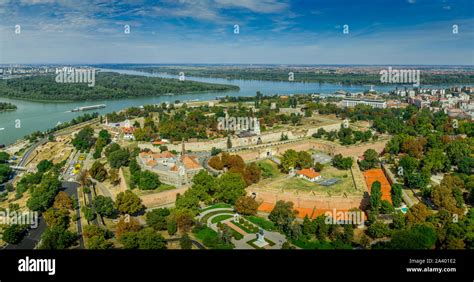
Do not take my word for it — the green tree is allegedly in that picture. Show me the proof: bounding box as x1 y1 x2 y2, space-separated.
380 200 394 214
90 161 108 182
332 154 353 170
392 211 406 230
108 149 130 168
268 200 297 234
366 221 391 239
82 206 96 222
120 228 167 250
458 157 474 174
86 235 113 250
446 139 471 166
146 208 171 231
390 223 437 249
0 151 10 163
423 148 451 173
281 149 298 172
296 151 313 169
37 159 53 173
26 173 61 212
215 172 246 204
370 181 382 211
136 170 161 190
98 129 111 143
359 149 379 171
180 233 193 249
72 127 95 151
398 155 419 175
39 226 78 249
0 164 12 183
43 208 70 229
235 196 259 215
391 183 403 208
175 191 200 213
93 195 116 218
167 218 177 235
431 175 464 215
136 228 167 249
115 190 144 215
2 224 27 244
104 143 121 157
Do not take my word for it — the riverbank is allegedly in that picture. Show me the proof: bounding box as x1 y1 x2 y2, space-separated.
0 67 468 146
0 102 17 112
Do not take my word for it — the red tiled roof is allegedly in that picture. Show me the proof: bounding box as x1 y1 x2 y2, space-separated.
181 155 201 170
153 151 175 159
122 127 135 134
296 168 320 179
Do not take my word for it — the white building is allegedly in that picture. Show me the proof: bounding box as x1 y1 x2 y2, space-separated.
296 168 321 182
341 98 387 109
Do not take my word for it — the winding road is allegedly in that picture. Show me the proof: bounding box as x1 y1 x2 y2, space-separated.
3 181 84 250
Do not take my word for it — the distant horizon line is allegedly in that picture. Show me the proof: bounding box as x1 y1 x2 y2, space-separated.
1 63 474 67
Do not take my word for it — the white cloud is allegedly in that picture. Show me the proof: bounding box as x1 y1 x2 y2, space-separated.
149 0 289 22
19 0 56 5
215 0 288 13
152 2 223 22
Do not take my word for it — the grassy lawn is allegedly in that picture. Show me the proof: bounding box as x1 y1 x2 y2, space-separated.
200 203 232 213
122 167 133 189
211 214 233 224
193 226 234 249
270 166 359 196
223 225 243 240
194 226 217 242
156 183 176 192
247 237 276 249
134 183 177 196
231 219 259 234
244 215 277 231
201 210 234 224
256 159 281 179
291 239 334 249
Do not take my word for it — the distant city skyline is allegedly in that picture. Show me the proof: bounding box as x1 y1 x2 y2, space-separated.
0 0 473 65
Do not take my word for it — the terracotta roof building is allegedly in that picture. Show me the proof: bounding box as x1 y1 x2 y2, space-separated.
296 168 321 182
137 149 203 187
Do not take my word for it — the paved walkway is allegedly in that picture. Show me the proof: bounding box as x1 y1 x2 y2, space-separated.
196 207 234 220
225 221 246 236
91 179 114 200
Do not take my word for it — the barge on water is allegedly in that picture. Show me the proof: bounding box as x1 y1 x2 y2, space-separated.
71 104 106 112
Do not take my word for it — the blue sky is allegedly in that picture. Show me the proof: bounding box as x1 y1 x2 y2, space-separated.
0 0 473 64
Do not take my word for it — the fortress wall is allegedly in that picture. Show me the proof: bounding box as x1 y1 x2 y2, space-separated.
249 189 365 211
137 122 343 153
334 140 388 157
140 187 188 208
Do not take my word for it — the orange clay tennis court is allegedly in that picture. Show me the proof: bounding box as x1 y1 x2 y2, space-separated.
257 202 366 220
363 168 392 204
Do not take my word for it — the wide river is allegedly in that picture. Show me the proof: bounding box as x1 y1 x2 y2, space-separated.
0 68 457 145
